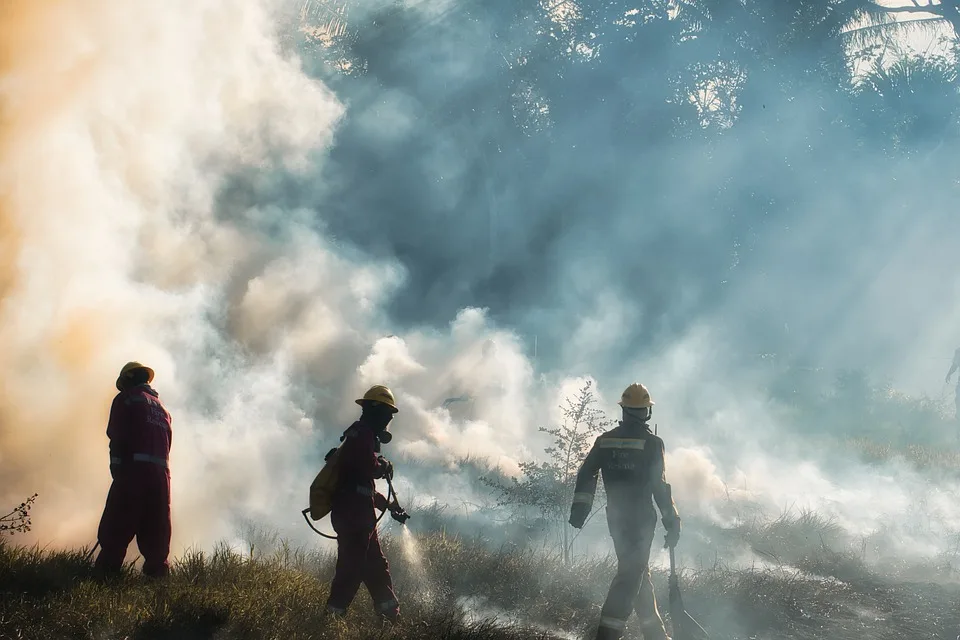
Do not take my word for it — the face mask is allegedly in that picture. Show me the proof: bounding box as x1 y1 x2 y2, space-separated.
623 406 651 423
378 429 393 444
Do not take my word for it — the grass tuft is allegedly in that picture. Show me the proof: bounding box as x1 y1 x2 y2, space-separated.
3 521 960 640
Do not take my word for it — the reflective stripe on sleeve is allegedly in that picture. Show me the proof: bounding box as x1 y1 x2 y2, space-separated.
572 492 595 506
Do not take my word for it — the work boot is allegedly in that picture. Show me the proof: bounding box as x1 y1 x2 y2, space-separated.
91 563 124 585
380 612 402 627
594 626 624 640
324 605 347 621
142 564 170 580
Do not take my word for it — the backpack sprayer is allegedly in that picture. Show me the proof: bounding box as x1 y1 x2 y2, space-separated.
302 446 409 540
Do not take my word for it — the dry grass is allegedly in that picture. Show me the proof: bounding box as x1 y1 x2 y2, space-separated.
845 437 960 474
3 522 960 640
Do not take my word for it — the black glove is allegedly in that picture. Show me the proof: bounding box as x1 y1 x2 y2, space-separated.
662 516 682 549
390 506 410 525
569 503 590 529
377 456 394 480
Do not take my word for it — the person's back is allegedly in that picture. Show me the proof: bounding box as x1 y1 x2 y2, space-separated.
569 383 680 640
331 419 383 533
109 383 172 471
590 423 666 517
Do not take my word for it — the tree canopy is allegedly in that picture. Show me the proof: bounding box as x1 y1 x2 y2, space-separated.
274 0 960 376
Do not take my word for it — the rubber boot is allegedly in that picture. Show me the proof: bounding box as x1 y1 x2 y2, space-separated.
595 625 624 640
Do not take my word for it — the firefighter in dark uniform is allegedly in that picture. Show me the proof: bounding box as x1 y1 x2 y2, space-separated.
569 383 681 640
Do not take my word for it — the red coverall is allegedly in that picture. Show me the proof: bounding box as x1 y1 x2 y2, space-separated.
325 421 400 620
94 383 173 577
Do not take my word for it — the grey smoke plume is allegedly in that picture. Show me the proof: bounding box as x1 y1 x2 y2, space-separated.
2 0 960 575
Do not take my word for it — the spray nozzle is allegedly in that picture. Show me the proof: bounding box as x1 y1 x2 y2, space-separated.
390 507 410 525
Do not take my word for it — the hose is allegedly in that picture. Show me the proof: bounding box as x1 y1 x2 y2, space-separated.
301 475 398 540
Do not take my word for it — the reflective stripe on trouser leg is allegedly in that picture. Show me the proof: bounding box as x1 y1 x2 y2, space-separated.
600 541 649 628
572 492 594 509
595 617 626 640
598 617 626 631
600 518 657 637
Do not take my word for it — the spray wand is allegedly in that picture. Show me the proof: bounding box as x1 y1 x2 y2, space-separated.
383 463 410 525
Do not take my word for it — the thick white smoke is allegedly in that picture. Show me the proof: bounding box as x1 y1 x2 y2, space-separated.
2 0 959 579
0 0 570 555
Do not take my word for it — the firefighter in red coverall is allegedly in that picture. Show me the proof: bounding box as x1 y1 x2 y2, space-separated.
569 383 682 640
325 384 406 622
94 361 173 578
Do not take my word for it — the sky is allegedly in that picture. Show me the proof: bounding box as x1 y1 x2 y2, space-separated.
3 0 960 574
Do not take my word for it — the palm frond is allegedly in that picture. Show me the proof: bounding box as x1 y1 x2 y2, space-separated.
842 15 947 50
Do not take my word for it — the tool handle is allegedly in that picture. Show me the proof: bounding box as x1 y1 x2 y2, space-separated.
669 545 676 576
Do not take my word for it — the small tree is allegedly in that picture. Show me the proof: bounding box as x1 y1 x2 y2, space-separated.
481 381 613 564
1 494 37 536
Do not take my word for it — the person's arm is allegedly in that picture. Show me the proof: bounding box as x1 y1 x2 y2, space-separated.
374 492 396 511
650 437 681 546
105 395 127 478
569 438 603 528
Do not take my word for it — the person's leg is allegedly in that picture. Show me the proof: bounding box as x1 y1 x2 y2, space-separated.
136 469 172 578
630 521 668 639
94 479 139 576
361 529 400 621
635 567 669 640
326 531 370 616
595 528 645 640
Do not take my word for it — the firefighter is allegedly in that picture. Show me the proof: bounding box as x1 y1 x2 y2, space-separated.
94 361 173 578
569 383 681 640
945 347 960 420
325 384 404 623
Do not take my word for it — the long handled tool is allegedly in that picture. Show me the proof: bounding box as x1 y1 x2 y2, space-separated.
668 545 709 640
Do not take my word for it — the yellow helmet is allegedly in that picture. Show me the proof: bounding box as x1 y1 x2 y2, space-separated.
356 384 399 413
116 361 155 391
618 382 654 409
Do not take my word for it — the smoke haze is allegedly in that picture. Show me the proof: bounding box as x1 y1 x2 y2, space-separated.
3 0 960 582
